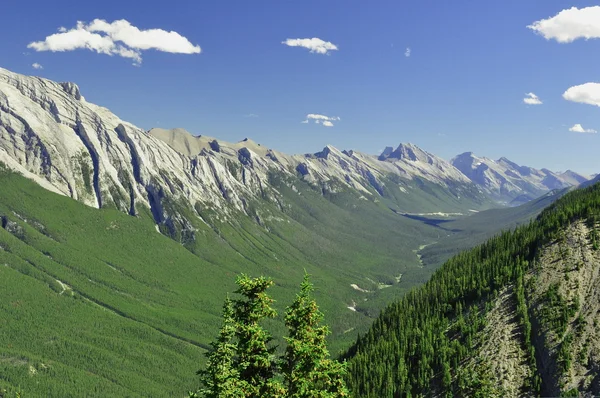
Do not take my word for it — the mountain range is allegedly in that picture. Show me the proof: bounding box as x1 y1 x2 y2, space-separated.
451 152 589 205
0 67 592 233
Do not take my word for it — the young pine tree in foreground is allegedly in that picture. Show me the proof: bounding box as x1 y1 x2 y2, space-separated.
233 275 284 397
192 274 348 398
282 274 349 398
195 297 245 397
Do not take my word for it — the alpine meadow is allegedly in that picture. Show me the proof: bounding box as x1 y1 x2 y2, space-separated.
1 1 599 397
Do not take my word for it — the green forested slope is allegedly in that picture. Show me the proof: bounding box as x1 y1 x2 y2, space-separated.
344 182 600 397
0 165 470 396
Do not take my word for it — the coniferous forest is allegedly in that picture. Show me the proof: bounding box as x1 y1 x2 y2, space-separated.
343 183 600 397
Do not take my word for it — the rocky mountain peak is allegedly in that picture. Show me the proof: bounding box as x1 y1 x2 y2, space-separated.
378 143 429 163
59 82 83 101
378 146 394 161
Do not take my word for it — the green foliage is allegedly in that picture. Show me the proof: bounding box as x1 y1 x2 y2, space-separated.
560 387 580 397
557 332 574 374
195 298 245 398
283 274 349 398
233 275 281 397
539 283 571 337
344 182 600 397
194 274 348 398
455 362 501 398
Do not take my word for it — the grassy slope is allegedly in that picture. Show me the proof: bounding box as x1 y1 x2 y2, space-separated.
0 168 444 396
0 165 546 396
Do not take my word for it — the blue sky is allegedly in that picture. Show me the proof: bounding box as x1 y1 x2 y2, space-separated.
2 0 599 174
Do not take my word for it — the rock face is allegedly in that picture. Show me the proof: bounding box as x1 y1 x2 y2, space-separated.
452 152 586 203
0 67 492 236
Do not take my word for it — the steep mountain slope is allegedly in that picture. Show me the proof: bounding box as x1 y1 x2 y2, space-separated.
452 152 584 204
344 181 600 397
582 174 600 189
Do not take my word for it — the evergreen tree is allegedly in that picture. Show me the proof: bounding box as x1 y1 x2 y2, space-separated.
282 273 349 397
194 274 349 397
232 275 283 397
193 297 245 398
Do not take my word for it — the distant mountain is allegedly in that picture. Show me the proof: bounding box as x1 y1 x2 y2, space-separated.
451 152 586 204
558 170 590 186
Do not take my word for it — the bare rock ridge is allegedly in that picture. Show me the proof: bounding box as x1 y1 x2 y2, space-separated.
0 67 591 240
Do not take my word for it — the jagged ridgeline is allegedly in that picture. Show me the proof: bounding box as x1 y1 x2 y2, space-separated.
343 181 600 397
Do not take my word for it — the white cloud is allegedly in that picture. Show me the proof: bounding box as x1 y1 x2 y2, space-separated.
307 114 340 121
569 124 597 133
563 82 600 107
244 113 259 118
405 47 411 57
28 19 201 65
528 6 600 43
32 63 43 70
523 92 543 105
282 38 338 54
302 113 340 127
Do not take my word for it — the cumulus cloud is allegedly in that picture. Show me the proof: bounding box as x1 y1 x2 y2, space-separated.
282 38 338 54
302 113 340 127
32 63 43 70
405 47 411 57
569 124 597 133
528 6 600 43
563 82 600 107
28 19 201 65
523 92 543 105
